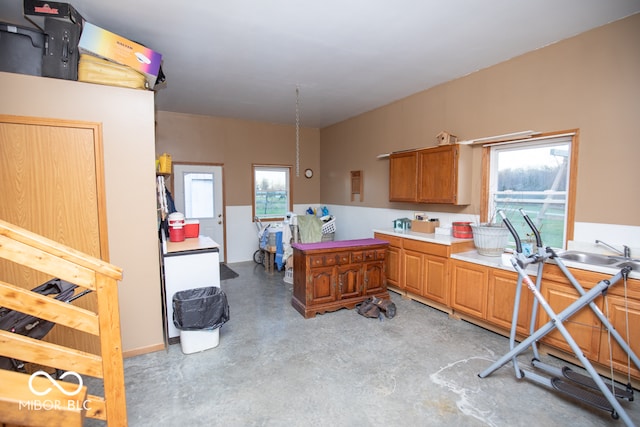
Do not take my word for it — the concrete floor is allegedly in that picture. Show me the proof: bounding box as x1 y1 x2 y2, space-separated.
98 261 640 426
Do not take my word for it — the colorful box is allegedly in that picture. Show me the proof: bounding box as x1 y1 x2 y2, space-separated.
78 22 162 89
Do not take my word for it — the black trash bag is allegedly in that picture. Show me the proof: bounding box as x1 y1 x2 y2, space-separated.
173 287 229 331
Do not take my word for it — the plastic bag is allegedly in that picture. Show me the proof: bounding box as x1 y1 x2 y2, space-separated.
173 287 229 331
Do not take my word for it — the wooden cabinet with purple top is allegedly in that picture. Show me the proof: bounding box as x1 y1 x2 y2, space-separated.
292 238 389 318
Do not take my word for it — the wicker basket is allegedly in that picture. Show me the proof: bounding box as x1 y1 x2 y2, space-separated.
470 224 510 257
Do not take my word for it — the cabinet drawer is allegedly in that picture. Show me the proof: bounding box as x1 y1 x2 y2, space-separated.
374 249 386 260
309 255 336 267
403 239 448 257
364 250 377 261
351 251 364 263
337 252 351 264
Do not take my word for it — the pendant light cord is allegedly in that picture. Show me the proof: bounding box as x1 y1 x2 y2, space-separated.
295 86 300 177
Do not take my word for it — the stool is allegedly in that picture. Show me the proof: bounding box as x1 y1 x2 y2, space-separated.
261 246 277 274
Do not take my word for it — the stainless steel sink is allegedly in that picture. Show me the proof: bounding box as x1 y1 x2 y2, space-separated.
616 260 640 271
557 251 619 265
557 250 639 272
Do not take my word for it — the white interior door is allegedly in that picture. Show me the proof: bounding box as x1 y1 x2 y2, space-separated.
173 164 225 262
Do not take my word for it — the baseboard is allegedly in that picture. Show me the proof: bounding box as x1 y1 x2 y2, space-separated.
123 342 165 358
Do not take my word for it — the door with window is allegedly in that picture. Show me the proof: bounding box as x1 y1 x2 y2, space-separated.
173 164 225 261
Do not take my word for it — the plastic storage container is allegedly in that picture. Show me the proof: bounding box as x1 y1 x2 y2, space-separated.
184 219 200 238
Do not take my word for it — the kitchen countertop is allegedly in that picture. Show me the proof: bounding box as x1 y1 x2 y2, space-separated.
452 250 640 280
374 228 639 279
163 235 220 255
373 228 473 246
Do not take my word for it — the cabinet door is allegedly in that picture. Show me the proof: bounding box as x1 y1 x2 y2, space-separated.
337 264 362 300
451 260 488 319
417 145 457 203
386 245 402 289
537 279 602 360
363 261 385 295
598 295 640 379
403 249 423 295
309 266 336 305
374 233 402 290
423 255 449 305
389 151 418 202
487 269 532 335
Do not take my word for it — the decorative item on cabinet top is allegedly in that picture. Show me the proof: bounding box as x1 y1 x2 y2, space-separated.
436 131 458 146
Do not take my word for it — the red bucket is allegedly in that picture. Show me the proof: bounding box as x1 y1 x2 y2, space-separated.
452 221 473 239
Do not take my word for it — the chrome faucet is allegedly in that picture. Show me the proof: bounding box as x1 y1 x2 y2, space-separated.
595 240 631 259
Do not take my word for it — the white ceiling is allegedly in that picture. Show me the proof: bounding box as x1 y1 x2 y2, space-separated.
2 1 639 128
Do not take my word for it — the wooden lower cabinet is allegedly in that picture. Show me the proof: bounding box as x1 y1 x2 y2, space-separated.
372 231 640 383
337 264 362 300
403 249 424 295
598 295 640 379
450 260 488 319
292 239 389 318
374 233 402 291
363 261 386 295
487 269 533 336
535 266 603 361
402 240 450 305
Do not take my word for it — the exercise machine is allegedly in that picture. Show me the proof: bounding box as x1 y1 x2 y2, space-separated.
478 209 639 426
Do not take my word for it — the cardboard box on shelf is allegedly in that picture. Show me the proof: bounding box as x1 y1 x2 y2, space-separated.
411 220 440 234
78 22 162 89
23 0 85 80
23 0 85 30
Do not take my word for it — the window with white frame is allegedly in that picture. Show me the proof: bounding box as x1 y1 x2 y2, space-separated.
253 164 292 220
487 134 576 249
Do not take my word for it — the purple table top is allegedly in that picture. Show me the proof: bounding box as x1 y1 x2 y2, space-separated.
292 238 388 251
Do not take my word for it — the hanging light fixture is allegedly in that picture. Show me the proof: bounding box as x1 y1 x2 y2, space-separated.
295 85 300 177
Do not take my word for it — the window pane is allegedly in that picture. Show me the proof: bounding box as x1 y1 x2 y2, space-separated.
490 139 571 248
254 167 290 219
184 173 214 218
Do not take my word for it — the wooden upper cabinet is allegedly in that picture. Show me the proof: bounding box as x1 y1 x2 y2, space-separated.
389 145 471 205
389 151 418 202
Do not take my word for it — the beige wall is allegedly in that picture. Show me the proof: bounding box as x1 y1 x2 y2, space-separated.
154 111 321 207
320 13 640 227
1 72 164 355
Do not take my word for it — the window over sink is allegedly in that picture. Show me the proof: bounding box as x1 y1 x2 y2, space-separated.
482 131 578 249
